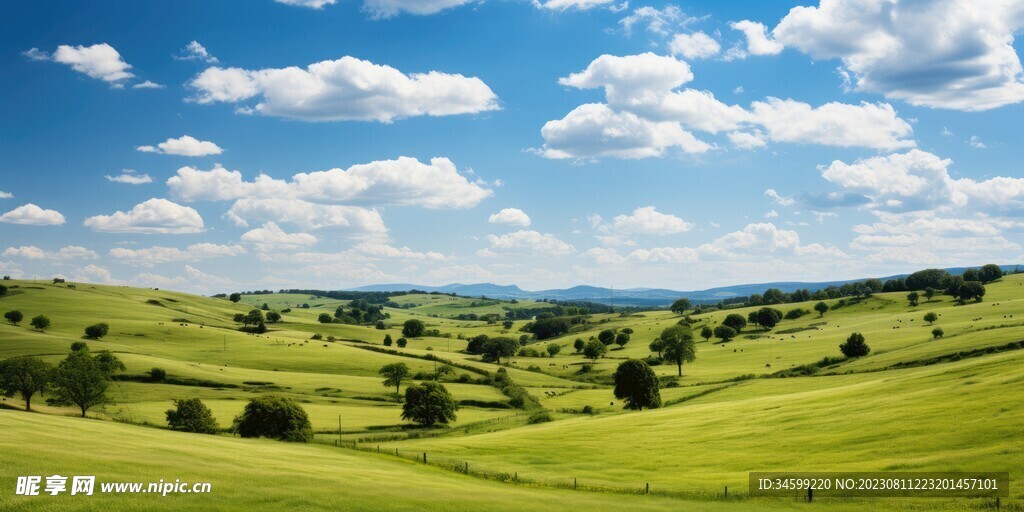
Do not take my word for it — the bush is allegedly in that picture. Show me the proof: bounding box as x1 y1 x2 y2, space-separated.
375 321 386 330
166 398 219 434
839 332 870 357
383 334 393 346
4 310 23 325
932 327 944 339
402 319 426 338
84 323 110 340
396 338 408 348
581 405 595 414
70 341 88 352
149 367 167 382
527 412 553 424
784 308 810 320
232 395 313 442
546 343 561 356
317 313 333 323
310 334 323 340
265 311 281 323
30 315 51 331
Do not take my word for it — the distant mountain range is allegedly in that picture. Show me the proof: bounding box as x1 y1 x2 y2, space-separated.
351 264 1022 307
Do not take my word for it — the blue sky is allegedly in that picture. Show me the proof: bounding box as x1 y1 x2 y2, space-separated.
1 0 1023 293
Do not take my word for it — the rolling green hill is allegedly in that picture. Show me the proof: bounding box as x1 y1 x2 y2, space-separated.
1 275 1022 510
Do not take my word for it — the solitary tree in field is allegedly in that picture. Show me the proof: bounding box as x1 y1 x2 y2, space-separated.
907 292 919 306
383 334 393 346
670 298 692 315
0 356 52 411
4 310 23 325
722 314 747 332
265 311 281 323
48 350 118 417
839 333 870 358
396 338 408 348
660 326 696 377
613 360 661 410
923 312 938 325
598 329 617 345
573 338 585 353
232 395 312 442
84 323 109 340
615 332 630 348
379 363 411 394
229 293 241 303
547 343 561 356
583 340 607 360
166 398 219 434
318 313 333 323
402 319 426 338
932 327 944 339
814 302 829 317
923 287 936 302
713 325 737 343
483 337 519 364
700 325 713 342
402 381 458 427
30 315 50 331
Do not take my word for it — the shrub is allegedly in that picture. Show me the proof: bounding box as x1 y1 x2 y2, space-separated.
396 338 408 348
265 311 281 323
527 412 553 424
70 341 88 352
581 405 595 414
310 334 323 340
932 327 944 339
166 398 219 434
4 310 24 325
546 343 561 356
784 308 810 320
232 395 313 442
839 332 870 357
30 315 51 331
317 313 333 323
383 334 393 346
149 367 167 382
84 323 110 340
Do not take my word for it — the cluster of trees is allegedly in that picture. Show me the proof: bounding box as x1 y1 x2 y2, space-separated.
0 344 124 416
465 335 519 363
165 394 315 441
234 309 269 333
4 310 50 331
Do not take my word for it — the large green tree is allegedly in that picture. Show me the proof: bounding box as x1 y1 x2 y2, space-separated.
670 298 692 315
379 363 411 394
0 356 52 411
660 326 696 377
840 333 870 357
613 360 661 410
49 350 121 417
402 319 426 338
401 381 458 427
722 313 747 332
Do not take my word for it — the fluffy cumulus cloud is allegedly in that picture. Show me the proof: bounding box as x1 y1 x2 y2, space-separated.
353 242 447 261
669 32 721 59
168 157 492 209
485 230 575 257
241 222 319 251
820 149 1024 213
535 0 615 10
768 0 1024 110
188 55 499 122
110 243 246 266
175 41 219 63
0 190 13 199
3 246 98 260
226 198 386 234
488 208 531 227
363 0 476 18
0 204 66 226
699 222 848 260
131 265 234 293
84 198 205 234
729 20 784 57
540 52 915 159
40 43 135 86
764 189 795 206
136 135 223 157
607 206 693 236
105 169 153 185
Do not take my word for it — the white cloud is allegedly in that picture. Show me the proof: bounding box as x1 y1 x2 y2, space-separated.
764 189 795 206
363 0 476 18
541 52 916 158
770 0 1024 111
538 103 711 159
49 43 134 85
176 41 219 63
765 210 779 218
3 246 98 260
628 246 700 263
136 135 223 157
608 206 693 235
618 6 699 36
0 191 13 199
699 222 848 259
353 242 447 261
84 198 205 234
669 32 721 59
536 0 615 11
582 247 627 264
750 98 914 151
188 55 499 122
486 230 575 257
0 204 66 226
729 20 783 57
226 198 387 234
968 135 987 149
168 157 492 208
275 0 337 8
23 48 50 61
105 169 153 185
131 265 234 292
488 208 532 227
132 81 164 89
240 222 319 251
728 130 767 149
110 243 245 266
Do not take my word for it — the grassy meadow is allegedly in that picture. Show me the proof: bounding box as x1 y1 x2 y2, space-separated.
1 275 1022 510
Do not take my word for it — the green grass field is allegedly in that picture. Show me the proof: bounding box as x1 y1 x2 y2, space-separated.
1 276 1022 510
